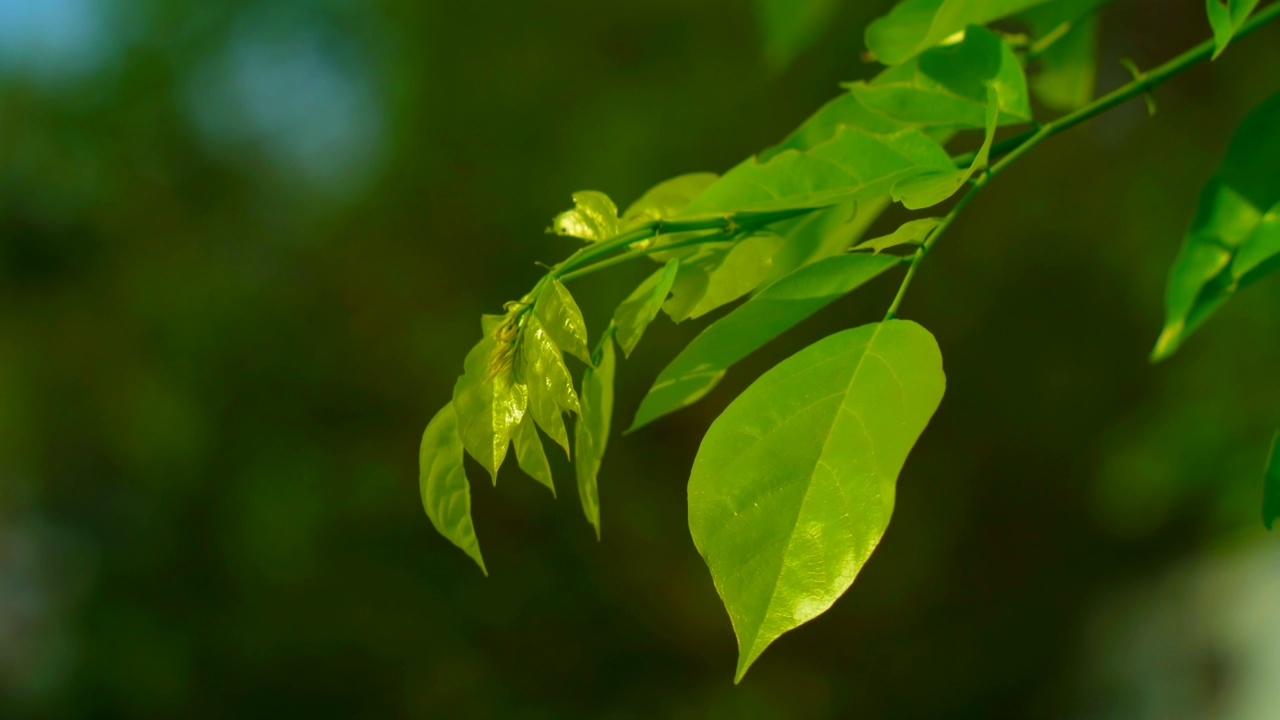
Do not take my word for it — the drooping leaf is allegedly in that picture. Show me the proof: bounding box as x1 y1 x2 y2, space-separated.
535 279 591 364
630 254 901 432
1023 0 1107 110
520 314 581 458
763 199 892 284
679 127 955 217
1207 0 1262 59
551 191 621 242
1264 431 1279 530
575 333 617 538
893 83 1000 209
512 413 555 496
689 320 946 681
614 258 680 357
853 217 944 253
1153 91 1280 360
420 403 487 574
754 0 844 72
622 173 719 225
866 0 1053 66
452 333 527 483
663 231 785 323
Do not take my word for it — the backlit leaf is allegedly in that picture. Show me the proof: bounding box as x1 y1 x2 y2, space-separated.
1207 0 1262 59
521 314 580 458
575 334 617 538
614 258 680 357
630 253 901 432
1023 0 1107 110
420 403 487 574
551 191 620 242
866 0 1052 66
663 231 785 322
689 320 945 681
453 334 527 483
893 83 999 209
512 413 556 496
754 0 843 72
535 279 591 364
622 173 719 225
1264 431 1279 530
853 217 944 253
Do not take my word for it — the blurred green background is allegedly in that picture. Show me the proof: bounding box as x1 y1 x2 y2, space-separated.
2 0 1279 717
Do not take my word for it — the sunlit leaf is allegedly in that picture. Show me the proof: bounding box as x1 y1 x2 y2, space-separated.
754 0 843 72
551 190 621 242
1153 91 1280 360
1264 431 1279 530
853 217 944 253
512 413 556 496
453 333 527 483
763 199 891 284
866 0 1052 66
893 84 999 209
765 94 909 162
575 334 617 538
1207 0 1262 59
630 254 901 432
420 403 487 574
1023 0 1107 110
663 231 785 322
535 279 591 364
521 314 581 458
622 173 719 225
614 258 680 357
689 320 945 681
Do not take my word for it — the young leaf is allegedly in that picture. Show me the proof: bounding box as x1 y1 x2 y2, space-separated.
763 199 891 284
452 334 528 483
1207 0 1262 59
521 314 581 458
622 173 719 225
512 414 556 496
575 334 617 538
613 258 680 357
630 253 901 432
1264 431 1279 531
865 0 1053 66
754 0 843 72
893 84 999 209
1023 0 1107 110
689 320 946 681
853 217 944 253
535 279 591 364
551 191 621 242
1153 91 1280 361
663 231 785 323
420 403 487 575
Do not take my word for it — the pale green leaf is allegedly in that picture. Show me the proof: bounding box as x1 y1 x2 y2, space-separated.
420 403 487 574
663 231 785 323
452 334 527 483
551 191 620 242
622 173 719 225
689 320 945 681
754 0 843 72
866 0 1053 65
575 334 617 538
1023 0 1107 110
630 254 901 432
614 258 680 357
853 217 944 253
1264 431 1279 531
1153 91 1280 360
765 94 908 162
893 84 999 209
520 314 580 458
763 199 892 284
535 279 591 364
512 413 555 496
1207 0 1262 59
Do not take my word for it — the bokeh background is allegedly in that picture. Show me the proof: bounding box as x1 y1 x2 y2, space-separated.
2 0 1279 717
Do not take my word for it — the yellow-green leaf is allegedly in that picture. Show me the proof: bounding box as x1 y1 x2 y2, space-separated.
622 173 719 225
575 334 616 538
853 217 944 253
663 231 785 323
613 258 680 357
551 190 620 242
535 279 591 364
520 314 580 458
1207 0 1261 59
452 335 527 483
893 83 999 209
512 413 555 496
866 0 1053 65
420 403 487 575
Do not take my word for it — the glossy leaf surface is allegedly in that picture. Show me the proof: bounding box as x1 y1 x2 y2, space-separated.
1024 0 1107 110
1153 91 1280 360
754 0 843 72
575 335 616 538
420 403 487 574
1207 0 1261 59
1265 431 1279 530
689 320 945 681
865 0 1052 65
853 217 943 253
614 259 680 357
452 335 527 482
552 191 620 242
631 254 901 432
521 314 580 458
535 279 591 364
663 231 785 323
512 414 555 496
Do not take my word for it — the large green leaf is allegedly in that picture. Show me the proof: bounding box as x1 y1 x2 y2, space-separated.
512 413 556 496
754 0 843 72
1264 431 1279 531
866 0 1052 65
679 127 954 217
452 332 527 483
1207 0 1262 59
893 84 999 209
575 334 617 538
551 191 620 243
763 199 892 284
1023 0 1107 110
631 254 901 432
614 258 680 357
1153 91 1280 361
420 403 487 574
663 231 785 323
622 173 719 226
520 314 581 458
689 320 945 681
535 279 591 364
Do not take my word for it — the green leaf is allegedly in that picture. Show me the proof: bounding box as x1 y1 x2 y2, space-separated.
866 0 1052 66
614 258 680 357
512 413 556 496
452 333 527 483
853 217 944 253
630 254 902 432
575 334 617 538
622 173 719 225
765 93 909 162
1264 431 1279 531
680 127 955 217
763 199 892 284
893 83 999 209
420 403 488 575
754 0 843 72
1023 0 1107 110
551 191 621 242
1207 0 1261 59
663 231 785 323
1153 91 1280 361
848 26 1031 128
535 279 591 364
520 314 581 458
689 320 945 681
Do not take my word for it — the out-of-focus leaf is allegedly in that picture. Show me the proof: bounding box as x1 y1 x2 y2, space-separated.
866 0 1052 66
1207 0 1262 59
575 334 616 538
689 320 945 681
754 0 843 72
512 413 555 496
1023 0 1107 110
630 253 901 432
453 333 527 483
551 191 620 242
535 279 591 364
893 84 999 209
614 258 680 357
763 199 891 284
680 127 954 217
663 231 785 322
1264 431 1279 530
420 403 487 574
622 173 719 225
853 217 944 253
520 314 580 458
1153 91 1280 360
